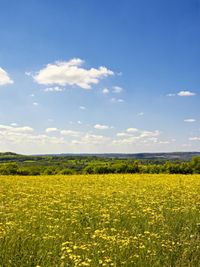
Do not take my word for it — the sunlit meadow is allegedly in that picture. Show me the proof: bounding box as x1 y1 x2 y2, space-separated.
1 174 200 266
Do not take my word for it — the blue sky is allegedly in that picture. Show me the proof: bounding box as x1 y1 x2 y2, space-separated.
0 0 200 154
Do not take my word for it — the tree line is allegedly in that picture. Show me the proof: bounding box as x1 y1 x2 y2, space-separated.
0 156 200 175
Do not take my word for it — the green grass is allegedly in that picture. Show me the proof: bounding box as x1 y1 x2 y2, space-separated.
0 174 200 266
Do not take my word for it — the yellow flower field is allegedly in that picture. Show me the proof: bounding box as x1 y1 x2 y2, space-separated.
0 174 200 266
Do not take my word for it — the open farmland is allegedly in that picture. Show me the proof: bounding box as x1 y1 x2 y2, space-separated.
1 174 200 267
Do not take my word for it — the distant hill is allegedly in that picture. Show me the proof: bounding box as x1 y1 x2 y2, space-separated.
48 151 200 161
1 151 200 163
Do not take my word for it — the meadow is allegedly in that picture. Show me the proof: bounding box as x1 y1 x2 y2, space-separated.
0 174 200 267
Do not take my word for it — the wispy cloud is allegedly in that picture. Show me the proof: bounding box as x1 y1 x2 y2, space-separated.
114 129 161 145
126 128 139 133
0 123 175 153
44 86 65 92
167 90 196 97
94 124 110 130
45 128 59 133
166 93 176 97
112 86 123 93
184 119 196 122
79 106 86 110
72 133 110 145
189 137 200 141
10 123 18 127
0 124 34 133
116 132 132 137
33 58 114 89
111 97 125 103
102 88 109 94
60 130 81 137
33 102 39 106
0 67 13 86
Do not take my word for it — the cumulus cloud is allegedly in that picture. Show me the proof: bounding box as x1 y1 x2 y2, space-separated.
0 124 33 133
167 91 196 97
33 58 114 89
45 128 58 133
140 130 160 138
94 124 110 130
126 128 139 133
189 137 200 141
102 88 109 94
112 86 123 93
45 127 81 137
0 123 178 153
10 123 18 126
0 124 77 153
60 130 81 137
44 86 65 92
111 97 125 103
184 119 196 123
72 133 110 145
177 91 196 97
114 128 160 145
116 132 131 137
0 67 13 86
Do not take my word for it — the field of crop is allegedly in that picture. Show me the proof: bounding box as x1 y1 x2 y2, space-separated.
0 174 200 267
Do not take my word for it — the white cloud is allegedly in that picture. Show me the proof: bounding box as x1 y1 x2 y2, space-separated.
94 124 110 130
158 141 170 144
116 132 131 137
112 86 123 93
33 102 39 106
177 91 196 97
79 106 86 110
167 91 196 97
102 88 109 94
0 67 13 86
114 129 160 146
184 119 196 122
60 130 81 137
0 123 187 153
166 93 176 97
45 128 58 133
72 133 110 145
0 124 34 133
140 130 160 138
0 130 66 149
44 86 65 92
33 58 114 89
137 112 144 116
111 97 125 103
25 71 32 76
189 137 200 141
126 128 139 133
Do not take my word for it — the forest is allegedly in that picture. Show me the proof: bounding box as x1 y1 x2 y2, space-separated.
0 152 200 175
